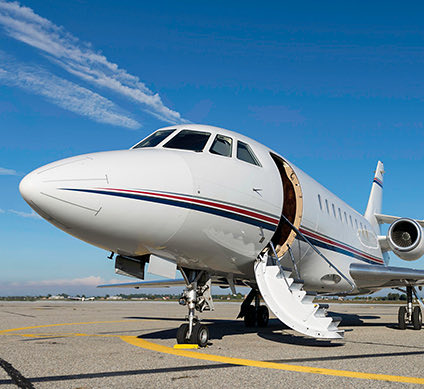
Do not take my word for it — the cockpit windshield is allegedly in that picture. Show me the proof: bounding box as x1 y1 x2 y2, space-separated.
133 129 175 149
210 134 232 157
237 141 261 166
163 130 211 152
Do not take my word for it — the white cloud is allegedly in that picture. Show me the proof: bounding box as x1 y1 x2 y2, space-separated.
0 166 17 175
0 1 184 124
0 208 4 213
9 209 41 219
0 56 140 129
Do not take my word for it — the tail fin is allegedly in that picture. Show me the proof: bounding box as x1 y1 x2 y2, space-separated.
364 161 384 232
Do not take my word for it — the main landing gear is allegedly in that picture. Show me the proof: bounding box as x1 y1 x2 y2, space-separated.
176 269 214 347
398 286 422 330
237 289 269 327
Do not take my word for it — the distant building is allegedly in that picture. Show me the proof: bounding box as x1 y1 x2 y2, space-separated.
48 295 65 300
106 295 123 300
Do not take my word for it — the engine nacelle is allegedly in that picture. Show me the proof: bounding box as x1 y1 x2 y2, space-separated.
388 218 424 261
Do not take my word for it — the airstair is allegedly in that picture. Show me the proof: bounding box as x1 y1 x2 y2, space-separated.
254 251 343 339
254 215 351 339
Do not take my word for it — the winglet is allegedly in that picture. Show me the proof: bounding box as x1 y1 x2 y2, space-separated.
364 161 384 232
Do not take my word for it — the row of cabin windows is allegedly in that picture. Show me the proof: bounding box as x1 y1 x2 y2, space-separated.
317 194 370 238
134 129 261 166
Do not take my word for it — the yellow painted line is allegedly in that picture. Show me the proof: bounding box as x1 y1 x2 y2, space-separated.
173 344 199 349
1 321 424 384
121 336 424 385
7 333 122 339
0 319 138 334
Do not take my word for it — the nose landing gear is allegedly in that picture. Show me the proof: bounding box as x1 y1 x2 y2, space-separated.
176 322 209 348
176 269 213 347
398 286 423 330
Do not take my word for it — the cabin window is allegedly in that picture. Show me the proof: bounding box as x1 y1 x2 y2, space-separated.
210 134 233 157
133 129 175 149
355 219 358 229
332 203 336 218
318 194 322 210
360 222 363 234
237 141 261 166
163 130 211 152
344 211 348 224
338 208 343 222
349 215 353 228
325 199 329 214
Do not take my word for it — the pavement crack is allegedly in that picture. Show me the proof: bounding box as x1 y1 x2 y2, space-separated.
0 357 35 389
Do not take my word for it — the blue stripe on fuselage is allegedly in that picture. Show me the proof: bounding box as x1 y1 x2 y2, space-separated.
296 234 384 265
62 188 277 231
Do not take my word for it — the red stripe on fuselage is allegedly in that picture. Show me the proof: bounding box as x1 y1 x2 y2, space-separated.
97 188 280 225
300 228 384 264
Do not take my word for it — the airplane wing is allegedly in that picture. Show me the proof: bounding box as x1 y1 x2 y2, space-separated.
98 277 249 289
375 213 424 227
350 263 424 289
98 279 187 288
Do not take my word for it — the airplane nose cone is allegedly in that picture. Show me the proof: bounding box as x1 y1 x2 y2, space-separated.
19 170 39 204
18 155 103 222
17 150 193 257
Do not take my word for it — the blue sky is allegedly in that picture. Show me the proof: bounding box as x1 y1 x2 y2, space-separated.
1 0 423 296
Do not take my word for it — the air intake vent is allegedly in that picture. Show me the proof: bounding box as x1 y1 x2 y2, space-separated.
391 221 418 248
388 218 424 261
392 231 412 247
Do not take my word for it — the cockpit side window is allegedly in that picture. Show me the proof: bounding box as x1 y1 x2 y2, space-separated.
209 134 233 157
133 129 175 149
163 130 211 152
237 141 261 166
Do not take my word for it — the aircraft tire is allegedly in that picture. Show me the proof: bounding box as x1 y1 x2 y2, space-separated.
412 306 422 330
398 306 407 330
176 323 190 343
192 323 209 347
244 305 256 327
256 305 269 327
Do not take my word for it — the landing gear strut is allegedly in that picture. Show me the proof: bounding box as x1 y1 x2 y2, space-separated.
238 289 269 328
398 286 422 330
176 269 213 347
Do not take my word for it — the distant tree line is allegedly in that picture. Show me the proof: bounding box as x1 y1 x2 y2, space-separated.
0 292 414 301
353 293 407 301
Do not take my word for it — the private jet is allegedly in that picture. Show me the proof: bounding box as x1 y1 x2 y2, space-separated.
19 124 424 347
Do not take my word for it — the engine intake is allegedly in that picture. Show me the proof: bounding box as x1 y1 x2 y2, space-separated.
388 218 424 261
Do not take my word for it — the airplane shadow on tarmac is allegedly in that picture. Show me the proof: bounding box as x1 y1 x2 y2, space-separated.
328 311 401 330
125 311 393 347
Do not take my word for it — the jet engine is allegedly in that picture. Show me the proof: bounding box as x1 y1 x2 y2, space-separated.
388 218 424 261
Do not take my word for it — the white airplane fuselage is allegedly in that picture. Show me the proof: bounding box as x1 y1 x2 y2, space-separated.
19 125 384 294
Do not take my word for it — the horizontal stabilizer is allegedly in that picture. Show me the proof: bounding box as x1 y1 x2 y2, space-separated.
375 213 424 228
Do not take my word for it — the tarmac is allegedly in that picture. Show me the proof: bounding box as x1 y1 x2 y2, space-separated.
0 301 423 388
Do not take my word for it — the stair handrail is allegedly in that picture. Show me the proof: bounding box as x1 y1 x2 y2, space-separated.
287 244 301 279
268 241 292 291
280 214 355 292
